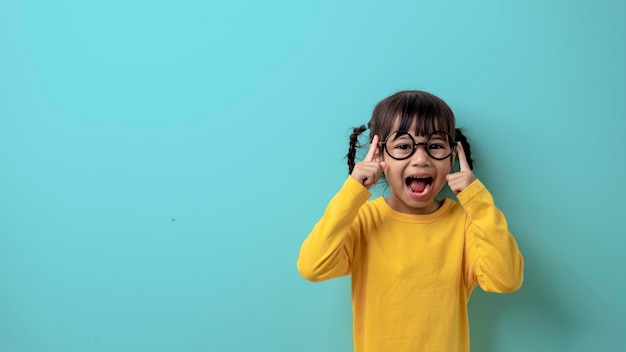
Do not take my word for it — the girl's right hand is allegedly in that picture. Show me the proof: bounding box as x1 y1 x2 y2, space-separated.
350 135 386 190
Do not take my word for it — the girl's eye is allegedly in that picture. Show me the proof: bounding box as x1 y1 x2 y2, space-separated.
429 143 444 150
395 143 412 150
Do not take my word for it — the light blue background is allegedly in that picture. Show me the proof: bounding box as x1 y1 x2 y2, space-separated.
1 0 624 351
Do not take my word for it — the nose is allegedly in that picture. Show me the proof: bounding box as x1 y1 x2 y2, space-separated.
410 143 430 166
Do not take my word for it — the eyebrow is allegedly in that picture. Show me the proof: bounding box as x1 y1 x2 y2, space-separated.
392 133 412 140
393 131 439 140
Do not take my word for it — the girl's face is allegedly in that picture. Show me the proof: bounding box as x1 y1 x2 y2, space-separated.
381 119 455 215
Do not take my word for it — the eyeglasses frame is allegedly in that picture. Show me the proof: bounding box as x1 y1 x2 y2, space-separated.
378 130 456 161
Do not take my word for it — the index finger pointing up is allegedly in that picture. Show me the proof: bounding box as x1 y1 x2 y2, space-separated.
364 135 380 161
456 141 471 171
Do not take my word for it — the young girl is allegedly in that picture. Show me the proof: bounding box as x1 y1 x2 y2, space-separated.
297 90 524 352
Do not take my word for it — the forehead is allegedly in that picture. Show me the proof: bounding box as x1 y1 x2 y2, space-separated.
390 115 442 136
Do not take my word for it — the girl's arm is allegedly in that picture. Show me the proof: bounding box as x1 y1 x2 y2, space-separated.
298 137 383 282
297 177 370 282
448 142 523 293
459 179 524 293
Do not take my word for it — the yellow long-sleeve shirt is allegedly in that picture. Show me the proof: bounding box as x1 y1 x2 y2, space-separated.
297 177 523 352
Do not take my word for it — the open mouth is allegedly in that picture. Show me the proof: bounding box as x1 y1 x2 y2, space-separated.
406 176 433 194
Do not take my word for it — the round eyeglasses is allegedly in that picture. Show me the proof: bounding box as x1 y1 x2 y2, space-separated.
379 130 455 161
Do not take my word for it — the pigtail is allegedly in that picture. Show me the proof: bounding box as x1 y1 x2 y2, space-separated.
347 125 367 174
455 128 474 170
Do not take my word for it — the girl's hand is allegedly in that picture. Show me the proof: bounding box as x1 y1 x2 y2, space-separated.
446 142 476 194
350 135 386 190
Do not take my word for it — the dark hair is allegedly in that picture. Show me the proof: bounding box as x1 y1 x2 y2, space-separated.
347 90 473 174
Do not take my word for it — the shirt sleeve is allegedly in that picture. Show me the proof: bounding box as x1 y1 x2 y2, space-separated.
297 177 371 282
458 179 524 293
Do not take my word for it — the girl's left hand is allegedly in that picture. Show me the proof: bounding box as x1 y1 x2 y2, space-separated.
446 142 476 194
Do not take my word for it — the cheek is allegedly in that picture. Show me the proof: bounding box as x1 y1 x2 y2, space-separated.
381 163 402 182
437 163 453 179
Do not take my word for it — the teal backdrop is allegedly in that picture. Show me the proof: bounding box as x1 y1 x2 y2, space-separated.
1 0 624 351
